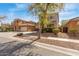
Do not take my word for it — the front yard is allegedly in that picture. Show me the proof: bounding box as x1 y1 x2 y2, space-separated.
16 32 79 51
19 32 79 40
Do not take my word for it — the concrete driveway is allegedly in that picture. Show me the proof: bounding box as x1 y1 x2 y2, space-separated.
0 32 68 56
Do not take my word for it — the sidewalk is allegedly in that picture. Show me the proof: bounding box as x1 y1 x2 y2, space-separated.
57 32 69 38
47 37 79 44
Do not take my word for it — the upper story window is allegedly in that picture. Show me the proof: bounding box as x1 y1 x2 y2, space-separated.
50 16 53 19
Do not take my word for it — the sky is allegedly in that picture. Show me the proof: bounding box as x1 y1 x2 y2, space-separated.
59 3 79 22
0 3 38 24
0 3 79 24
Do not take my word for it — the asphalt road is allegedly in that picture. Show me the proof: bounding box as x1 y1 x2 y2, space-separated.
0 32 68 56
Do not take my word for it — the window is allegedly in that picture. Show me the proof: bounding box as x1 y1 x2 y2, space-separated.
50 16 53 19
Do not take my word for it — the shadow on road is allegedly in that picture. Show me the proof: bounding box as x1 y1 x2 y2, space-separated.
0 40 40 56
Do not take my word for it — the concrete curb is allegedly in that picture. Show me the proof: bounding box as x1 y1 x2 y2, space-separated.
47 37 79 44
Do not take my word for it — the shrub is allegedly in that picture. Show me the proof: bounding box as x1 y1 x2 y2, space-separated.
42 28 46 33
53 28 60 35
69 28 77 36
42 28 52 33
16 33 23 36
6 28 14 32
46 28 52 32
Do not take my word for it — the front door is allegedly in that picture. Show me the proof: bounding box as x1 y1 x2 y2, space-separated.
63 27 68 33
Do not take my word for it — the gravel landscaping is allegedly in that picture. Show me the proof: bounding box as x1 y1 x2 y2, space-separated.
17 34 79 51
21 32 79 40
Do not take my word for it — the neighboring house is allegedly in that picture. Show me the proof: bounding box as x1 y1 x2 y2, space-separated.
11 13 59 32
11 19 36 32
63 17 79 33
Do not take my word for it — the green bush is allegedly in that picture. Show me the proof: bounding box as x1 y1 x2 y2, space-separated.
42 28 46 33
6 28 14 32
69 28 77 35
53 28 60 35
42 28 53 33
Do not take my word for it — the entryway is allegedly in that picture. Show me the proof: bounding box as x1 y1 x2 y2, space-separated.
62 27 68 33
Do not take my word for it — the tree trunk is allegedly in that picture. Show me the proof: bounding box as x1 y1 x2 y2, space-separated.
44 12 48 28
43 4 49 28
56 12 59 28
37 4 49 39
41 25 44 33
38 21 41 39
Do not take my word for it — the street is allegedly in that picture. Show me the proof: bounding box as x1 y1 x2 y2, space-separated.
0 32 68 56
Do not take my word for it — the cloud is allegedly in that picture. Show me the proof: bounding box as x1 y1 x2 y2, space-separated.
8 3 28 12
16 3 27 10
62 3 79 12
60 3 79 14
59 3 79 21
59 11 75 15
7 3 28 23
0 3 36 24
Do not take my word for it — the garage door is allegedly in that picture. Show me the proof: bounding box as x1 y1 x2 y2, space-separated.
20 27 27 32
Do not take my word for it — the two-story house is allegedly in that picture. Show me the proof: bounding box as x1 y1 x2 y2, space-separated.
62 17 79 33
11 19 36 32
